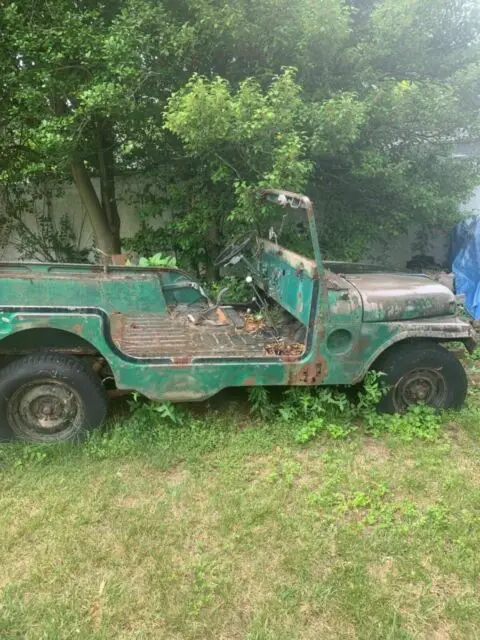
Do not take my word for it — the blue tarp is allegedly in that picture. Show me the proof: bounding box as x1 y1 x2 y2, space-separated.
452 217 480 319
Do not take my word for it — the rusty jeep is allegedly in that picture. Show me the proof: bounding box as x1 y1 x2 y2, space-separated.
0 188 475 443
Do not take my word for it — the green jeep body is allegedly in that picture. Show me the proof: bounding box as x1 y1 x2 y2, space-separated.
0 189 475 442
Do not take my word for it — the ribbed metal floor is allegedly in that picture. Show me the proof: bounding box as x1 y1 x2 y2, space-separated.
110 311 278 358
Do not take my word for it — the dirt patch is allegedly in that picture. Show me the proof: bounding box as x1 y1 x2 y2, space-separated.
242 455 278 482
446 440 480 486
117 489 166 509
468 371 480 386
163 466 191 487
428 621 455 640
351 437 391 475
297 608 357 640
359 438 391 464
0 556 34 590
120 463 191 486
116 466 191 509
367 557 396 584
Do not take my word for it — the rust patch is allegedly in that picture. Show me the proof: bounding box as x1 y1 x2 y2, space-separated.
244 377 257 386
109 311 125 344
288 355 327 385
265 341 304 357
352 335 372 354
215 307 228 325
71 323 84 335
110 254 128 266
172 355 193 366
281 354 301 363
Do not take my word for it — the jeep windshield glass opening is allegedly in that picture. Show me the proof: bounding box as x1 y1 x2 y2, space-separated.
253 188 322 270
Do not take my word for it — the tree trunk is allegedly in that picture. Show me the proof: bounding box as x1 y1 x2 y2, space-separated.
71 160 120 256
206 217 221 281
205 261 220 282
97 120 121 250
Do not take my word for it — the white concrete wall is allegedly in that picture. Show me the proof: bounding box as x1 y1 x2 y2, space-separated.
0 175 155 261
368 225 449 268
366 186 480 269
1 176 479 268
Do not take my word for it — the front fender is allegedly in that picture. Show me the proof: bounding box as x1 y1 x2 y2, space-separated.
362 316 476 379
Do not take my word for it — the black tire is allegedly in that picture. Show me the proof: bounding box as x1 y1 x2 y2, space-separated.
374 341 468 414
0 353 108 443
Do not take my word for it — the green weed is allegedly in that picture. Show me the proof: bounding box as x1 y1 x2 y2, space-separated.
369 404 441 441
247 387 272 421
210 275 253 303
137 252 177 268
260 372 443 445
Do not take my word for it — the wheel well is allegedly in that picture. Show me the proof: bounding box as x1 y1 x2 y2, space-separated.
369 337 463 371
0 328 100 357
0 328 116 386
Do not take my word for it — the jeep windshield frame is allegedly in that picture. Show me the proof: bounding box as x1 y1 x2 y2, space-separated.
258 188 323 276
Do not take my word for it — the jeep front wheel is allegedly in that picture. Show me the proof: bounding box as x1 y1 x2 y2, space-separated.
0 354 108 443
375 341 468 413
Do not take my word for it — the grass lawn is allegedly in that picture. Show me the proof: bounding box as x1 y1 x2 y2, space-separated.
1 362 480 638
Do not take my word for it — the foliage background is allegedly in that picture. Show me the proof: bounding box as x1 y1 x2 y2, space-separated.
1 0 479 271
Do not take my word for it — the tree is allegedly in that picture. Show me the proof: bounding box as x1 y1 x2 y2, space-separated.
162 0 480 262
0 0 192 255
2 0 479 265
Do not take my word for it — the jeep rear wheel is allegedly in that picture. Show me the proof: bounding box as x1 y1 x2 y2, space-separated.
375 341 468 413
0 354 108 443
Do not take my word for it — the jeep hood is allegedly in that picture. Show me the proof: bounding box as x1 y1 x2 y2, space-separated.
343 273 456 322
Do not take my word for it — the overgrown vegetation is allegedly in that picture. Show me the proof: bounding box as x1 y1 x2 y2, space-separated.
247 372 442 444
1 0 479 265
0 372 447 471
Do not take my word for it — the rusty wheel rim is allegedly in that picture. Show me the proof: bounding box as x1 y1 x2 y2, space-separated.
393 368 447 412
7 379 84 441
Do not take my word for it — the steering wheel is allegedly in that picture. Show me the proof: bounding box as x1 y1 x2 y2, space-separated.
214 234 252 267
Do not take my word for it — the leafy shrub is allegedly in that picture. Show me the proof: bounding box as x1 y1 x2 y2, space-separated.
138 253 177 268
245 370 442 444
210 276 254 303
367 405 441 442
126 252 177 268
127 396 186 426
278 387 356 443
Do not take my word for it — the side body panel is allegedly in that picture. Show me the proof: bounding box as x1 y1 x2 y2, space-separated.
0 308 473 401
0 260 473 402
